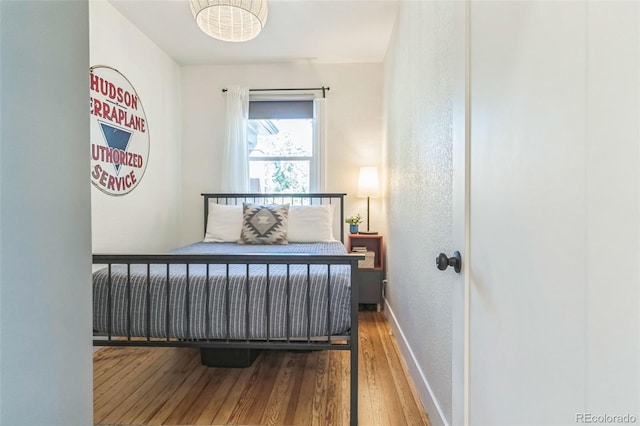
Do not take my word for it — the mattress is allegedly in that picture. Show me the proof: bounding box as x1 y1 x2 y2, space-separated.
93 242 352 340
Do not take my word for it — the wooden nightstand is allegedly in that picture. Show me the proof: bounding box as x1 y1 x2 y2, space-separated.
347 234 384 311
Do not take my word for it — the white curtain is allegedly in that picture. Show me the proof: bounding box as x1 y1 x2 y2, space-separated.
220 86 250 192
313 98 327 192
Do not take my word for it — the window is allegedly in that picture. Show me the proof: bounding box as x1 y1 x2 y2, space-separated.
247 100 319 193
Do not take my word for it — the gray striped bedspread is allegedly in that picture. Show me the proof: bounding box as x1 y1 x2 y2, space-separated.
93 242 352 340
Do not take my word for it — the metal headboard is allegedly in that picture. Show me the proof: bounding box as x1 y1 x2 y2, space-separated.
201 193 347 243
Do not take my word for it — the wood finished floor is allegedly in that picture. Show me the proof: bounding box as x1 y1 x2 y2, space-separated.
93 311 431 426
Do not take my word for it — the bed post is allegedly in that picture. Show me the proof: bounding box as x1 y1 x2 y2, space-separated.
340 194 345 243
350 257 359 426
203 194 210 235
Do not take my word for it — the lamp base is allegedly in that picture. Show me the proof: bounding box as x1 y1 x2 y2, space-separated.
358 231 379 235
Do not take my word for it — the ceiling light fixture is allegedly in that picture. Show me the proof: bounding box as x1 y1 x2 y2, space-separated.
189 0 268 43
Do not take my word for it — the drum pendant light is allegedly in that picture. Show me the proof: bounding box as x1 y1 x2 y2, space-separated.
189 0 268 42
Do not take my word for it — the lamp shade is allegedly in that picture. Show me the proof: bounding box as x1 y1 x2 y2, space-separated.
189 0 268 42
358 166 380 198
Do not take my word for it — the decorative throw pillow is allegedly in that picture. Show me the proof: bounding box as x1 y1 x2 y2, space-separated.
238 203 290 245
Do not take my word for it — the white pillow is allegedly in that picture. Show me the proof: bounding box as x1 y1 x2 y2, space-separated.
288 204 336 243
203 203 243 242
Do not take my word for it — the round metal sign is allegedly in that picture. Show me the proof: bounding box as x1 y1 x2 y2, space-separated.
90 65 149 196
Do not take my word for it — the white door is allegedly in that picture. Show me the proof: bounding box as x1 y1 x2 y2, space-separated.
451 2 470 425
468 1 639 424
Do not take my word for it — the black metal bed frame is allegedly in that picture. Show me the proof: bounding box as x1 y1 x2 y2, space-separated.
92 193 360 425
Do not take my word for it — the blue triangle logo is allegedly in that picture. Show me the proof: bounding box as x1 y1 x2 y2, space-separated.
99 122 133 175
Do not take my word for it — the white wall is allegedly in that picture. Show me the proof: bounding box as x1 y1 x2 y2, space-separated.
180 63 384 244
90 0 182 253
0 1 93 423
383 2 458 424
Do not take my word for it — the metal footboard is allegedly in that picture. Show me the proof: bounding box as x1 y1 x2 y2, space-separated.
92 252 361 425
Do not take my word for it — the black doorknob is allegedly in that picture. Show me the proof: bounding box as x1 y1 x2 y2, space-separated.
436 251 462 273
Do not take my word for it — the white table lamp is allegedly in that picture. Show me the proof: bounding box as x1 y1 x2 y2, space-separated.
357 166 380 234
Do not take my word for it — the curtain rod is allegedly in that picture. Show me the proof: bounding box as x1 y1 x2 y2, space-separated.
222 87 330 98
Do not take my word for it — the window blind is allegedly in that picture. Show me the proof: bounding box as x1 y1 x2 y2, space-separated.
248 100 314 119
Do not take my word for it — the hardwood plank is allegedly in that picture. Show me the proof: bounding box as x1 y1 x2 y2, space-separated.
357 312 378 425
126 349 202 425
309 349 329 426
225 350 284 425
94 346 159 391
340 347 352 426
331 349 350 425
373 311 432 425
208 353 269 425
163 367 221 425
192 367 243 424
103 348 198 424
93 312 431 426
258 351 298 425
364 311 406 425
94 348 184 423
145 357 209 424
286 350 321 425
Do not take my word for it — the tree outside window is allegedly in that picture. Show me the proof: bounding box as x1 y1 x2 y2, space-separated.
248 117 314 193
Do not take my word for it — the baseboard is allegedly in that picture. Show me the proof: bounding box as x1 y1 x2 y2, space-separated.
384 298 449 426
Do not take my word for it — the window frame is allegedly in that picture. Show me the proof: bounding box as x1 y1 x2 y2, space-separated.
247 98 320 193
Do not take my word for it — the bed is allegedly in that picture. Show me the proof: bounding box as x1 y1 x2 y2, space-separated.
93 193 361 425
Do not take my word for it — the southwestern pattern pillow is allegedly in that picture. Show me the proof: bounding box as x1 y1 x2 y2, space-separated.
238 202 290 245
